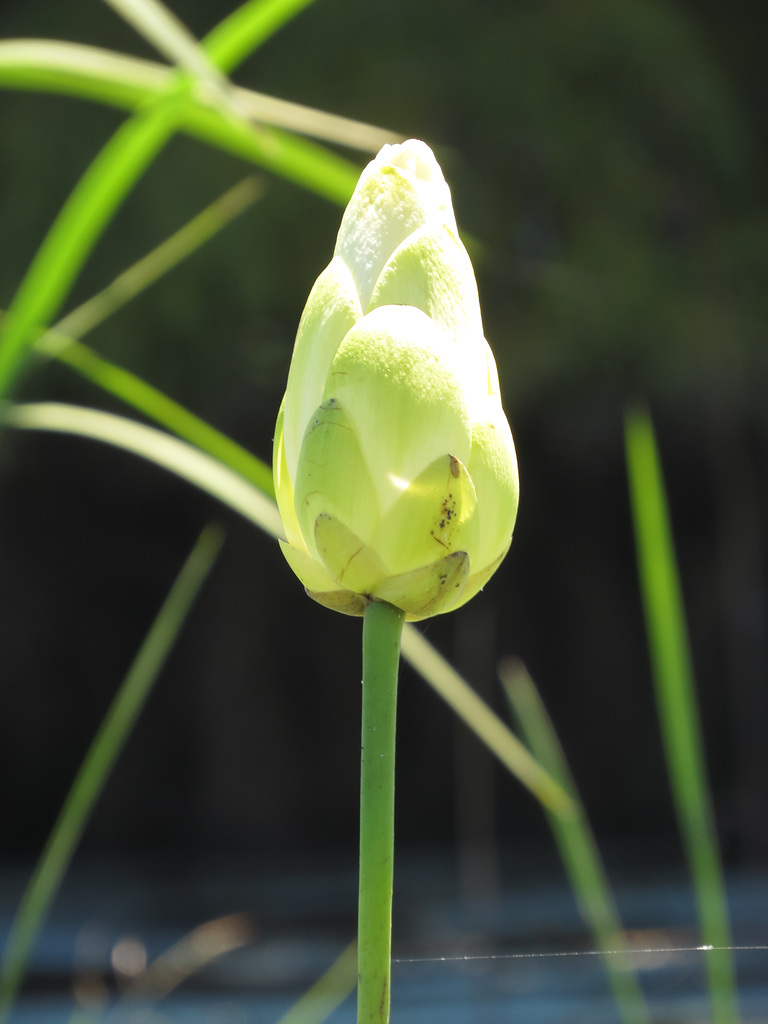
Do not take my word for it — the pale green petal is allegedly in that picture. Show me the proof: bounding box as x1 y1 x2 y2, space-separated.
335 167 428 312
293 398 380 560
484 339 502 400
283 256 362 477
373 453 478 576
368 140 456 231
278 538 339 593
279 538 368 616
335 140 457 311
443 541 511 615
272 398 303 549
372 551 469 620
466 407 519 570
369 223 483 350
323 305 473 514
306 588 368 617
314 513 388 593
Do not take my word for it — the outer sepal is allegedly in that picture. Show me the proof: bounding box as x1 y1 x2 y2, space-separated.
273 398 301 548
278 538 340 594
373 551 469 620
314 513 387 593
282 257 362 473
305 588 369 617
449 540 511 614
293 399 379 564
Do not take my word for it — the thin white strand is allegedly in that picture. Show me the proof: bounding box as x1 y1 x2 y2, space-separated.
392 944 768 964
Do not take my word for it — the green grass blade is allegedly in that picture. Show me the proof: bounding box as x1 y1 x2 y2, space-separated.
0 41 398 153
499 658 650 1024
216 87 397 152
203 0 319 73
103 0 230 90
51 174 264 340
0 525 224 1022
0 42 362 204
401 625 575 816
102 0 300 154
274 942 357 1024
625 406 740 1023
0 0 356 403
27 173 274 498
41 339 276 497
172 113 361 204
0 40 166 107
3 401 571 825
2 402 283 537
0 85 190 399
24 173 267 497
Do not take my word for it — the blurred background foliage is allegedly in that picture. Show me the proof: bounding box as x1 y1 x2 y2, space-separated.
1 0 766 882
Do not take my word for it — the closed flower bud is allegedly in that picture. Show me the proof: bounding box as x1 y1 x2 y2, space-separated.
273 139 519 620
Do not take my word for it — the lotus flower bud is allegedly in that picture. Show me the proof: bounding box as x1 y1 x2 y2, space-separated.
273 139 519 620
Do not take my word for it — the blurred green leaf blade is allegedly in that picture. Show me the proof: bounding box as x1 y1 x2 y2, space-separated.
500 658 650 1024
0 40 397 154
0 0 360 403
401 626 575 816
625 406 740 1023
3 402 283 536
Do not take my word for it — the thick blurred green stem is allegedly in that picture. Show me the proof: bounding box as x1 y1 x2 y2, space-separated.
358 600 405 1024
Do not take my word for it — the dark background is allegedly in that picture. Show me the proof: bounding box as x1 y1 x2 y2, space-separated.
1 0 766 889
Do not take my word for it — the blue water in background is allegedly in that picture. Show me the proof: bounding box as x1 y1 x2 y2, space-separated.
2 850 767 1023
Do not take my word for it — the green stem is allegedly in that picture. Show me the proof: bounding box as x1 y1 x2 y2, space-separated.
358 599 405 1024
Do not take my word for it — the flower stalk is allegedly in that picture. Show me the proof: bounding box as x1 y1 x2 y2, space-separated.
358 599 405 1023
